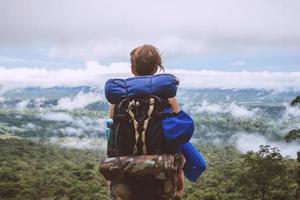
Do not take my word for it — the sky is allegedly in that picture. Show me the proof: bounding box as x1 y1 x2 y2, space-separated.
0 0 300 71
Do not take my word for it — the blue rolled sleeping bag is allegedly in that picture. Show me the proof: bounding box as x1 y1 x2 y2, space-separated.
182 142 207 182
162 107 194 151
105 74 179 104
162 108 206 182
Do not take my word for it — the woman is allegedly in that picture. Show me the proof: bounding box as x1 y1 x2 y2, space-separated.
108 44 185 200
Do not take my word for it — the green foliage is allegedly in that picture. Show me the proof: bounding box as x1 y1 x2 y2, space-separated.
237 145 296 200
0 139 109 200
285 129 300 143
0 139 298 200
290 96 300 106
182 144 297 200
182 145 244 200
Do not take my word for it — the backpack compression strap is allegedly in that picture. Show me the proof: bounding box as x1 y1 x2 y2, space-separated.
127 97 155 155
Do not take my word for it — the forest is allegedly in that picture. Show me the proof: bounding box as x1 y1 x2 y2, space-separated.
0 138 298 200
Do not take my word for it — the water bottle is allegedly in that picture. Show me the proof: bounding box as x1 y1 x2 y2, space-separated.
106 119 113 143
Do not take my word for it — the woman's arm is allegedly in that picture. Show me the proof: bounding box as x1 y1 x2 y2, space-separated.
168 97 185 196
176 154 185 195
168 97 181 113
107 104 114 190
108 104 115 118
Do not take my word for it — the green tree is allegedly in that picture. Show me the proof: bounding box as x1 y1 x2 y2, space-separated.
237 145 295 200
285 95 300 199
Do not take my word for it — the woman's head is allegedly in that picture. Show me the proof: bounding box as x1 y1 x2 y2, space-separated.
130 44 164 76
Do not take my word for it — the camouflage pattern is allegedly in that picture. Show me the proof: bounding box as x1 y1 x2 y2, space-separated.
99 154 179 181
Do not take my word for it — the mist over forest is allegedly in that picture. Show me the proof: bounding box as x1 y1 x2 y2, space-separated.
1 84 299 156
0 67 299 199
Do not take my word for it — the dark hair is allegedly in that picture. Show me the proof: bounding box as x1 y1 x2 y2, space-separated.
130 44 164 76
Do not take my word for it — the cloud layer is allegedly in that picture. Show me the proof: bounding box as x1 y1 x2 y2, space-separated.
49 137 107 151
1 62 300 92
192 100 259 118
55 91 103 110
232 133 299 158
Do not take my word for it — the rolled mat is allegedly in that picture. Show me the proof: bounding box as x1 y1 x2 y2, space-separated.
99 154 179 181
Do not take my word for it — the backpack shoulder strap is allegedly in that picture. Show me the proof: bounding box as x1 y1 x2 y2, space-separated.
127 97 156 155
141 97 155 154
127 99 139 154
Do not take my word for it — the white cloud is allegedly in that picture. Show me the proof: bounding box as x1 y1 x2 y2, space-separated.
0 96 5 102
58 127 82 136
49 137 107 151
39 111 105 137
33 98 47 109
0 62 300 91
232 133 299 159
41 112 74 122
0 61 130 89
171 70 300 90
16 100 30 110
283 103 300 119
55 91 103 110
1 0 300 59
9 126 27 133
192 101 259 118
192 100 223 114
22 123 37 129
226 103 258 118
